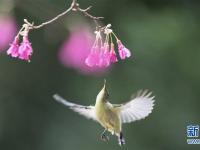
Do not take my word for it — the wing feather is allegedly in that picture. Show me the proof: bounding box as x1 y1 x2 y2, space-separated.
53 94 96 121
116 90 155 123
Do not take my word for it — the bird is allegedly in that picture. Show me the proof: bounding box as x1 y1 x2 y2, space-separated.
53 80 155 146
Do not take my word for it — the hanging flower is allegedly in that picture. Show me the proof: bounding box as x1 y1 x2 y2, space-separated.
98 43 110 67
85 24 132 68
85 30 102 67
6 23 33 62
117 40 131 60
18 36 33 62
7 36 19 57
110 43 118 63
85 46 100 67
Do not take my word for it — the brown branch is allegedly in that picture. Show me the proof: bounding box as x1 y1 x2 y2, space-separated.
23 0 104 30
77 7 104 27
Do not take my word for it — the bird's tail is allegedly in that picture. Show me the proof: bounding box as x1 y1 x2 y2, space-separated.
118 132 125 146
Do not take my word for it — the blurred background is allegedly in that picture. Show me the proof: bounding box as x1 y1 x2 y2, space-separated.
0 0 200 149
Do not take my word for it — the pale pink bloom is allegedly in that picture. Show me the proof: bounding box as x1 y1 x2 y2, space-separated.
110 43 118 63
18 36 33 61
98 44 110 67
0 16 17 51
7 36 19 57
85 46 100 67
59 27 107 75
59 29 92 69
117 40 131 60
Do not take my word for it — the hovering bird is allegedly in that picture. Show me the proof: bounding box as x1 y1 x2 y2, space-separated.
53 80 155 146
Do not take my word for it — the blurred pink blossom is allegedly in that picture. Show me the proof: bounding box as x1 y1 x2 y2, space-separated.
0 16 17 51
58 27 108 75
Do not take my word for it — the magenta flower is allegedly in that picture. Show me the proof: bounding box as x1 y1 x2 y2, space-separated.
98 44 110 67
85 24 132 68
0 16 17 51
110 43 118 63
117 40 131 60
85 30 112 68
85 46 100 67
85 30 111 68
7 36 19 57
18 36 33 62
59 27 107 75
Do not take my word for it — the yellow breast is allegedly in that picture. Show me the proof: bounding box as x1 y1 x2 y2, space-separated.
95 102 121 134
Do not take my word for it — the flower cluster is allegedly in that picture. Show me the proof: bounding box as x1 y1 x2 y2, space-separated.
7 24 33 62
85 24 131 68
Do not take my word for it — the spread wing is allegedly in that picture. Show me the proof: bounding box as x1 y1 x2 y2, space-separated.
115 90 155 123
53 94 97 121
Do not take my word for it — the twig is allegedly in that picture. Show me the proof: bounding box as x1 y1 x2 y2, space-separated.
78 7 104 27
23 0 104 30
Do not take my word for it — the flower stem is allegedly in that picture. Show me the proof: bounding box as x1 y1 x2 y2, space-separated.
110 33 113 44
17 26 25 37
112 32 119 41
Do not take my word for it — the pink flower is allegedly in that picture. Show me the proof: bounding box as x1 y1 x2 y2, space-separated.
117 40 131 60
98 44 110 67
7 36 19 57
85 46 100 67
85 24 132 69
59 27 107 75
0 16 17 51
18 36 33 62
110 43 118 63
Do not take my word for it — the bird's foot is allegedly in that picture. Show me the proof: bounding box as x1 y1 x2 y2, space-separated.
118 132 125 146
118 138 125 146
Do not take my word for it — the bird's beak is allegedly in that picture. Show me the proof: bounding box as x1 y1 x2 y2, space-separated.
96 79 109 101
102 79 109 95
103 79 106 90
104 79 106 87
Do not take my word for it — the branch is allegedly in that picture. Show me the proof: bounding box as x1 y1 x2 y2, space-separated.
78 6 104 27
23 0 104 30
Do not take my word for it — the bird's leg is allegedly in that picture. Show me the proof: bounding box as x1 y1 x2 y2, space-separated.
118 132 125 146
100 129 109 141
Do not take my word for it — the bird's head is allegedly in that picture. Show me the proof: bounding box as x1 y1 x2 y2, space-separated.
96 79 109 102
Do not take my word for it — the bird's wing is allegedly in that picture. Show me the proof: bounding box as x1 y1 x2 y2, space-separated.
53 94 97 121
114 90 155 123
